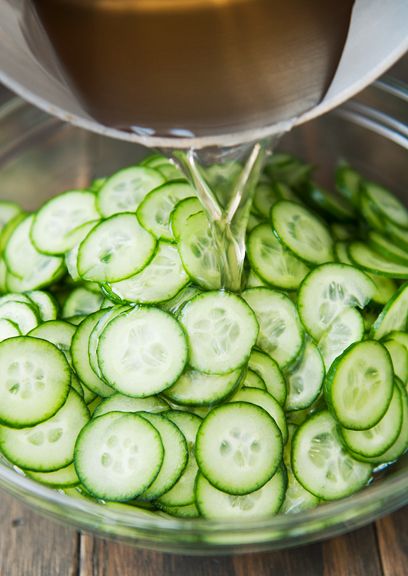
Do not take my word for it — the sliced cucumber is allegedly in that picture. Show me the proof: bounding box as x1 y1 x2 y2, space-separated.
349 242 408 279
71 311 115 397
65 220 100 282
0 390 89 471
88 305 129 378
231 387 287 444
247 224 309 290
292 410 372 500
177 212 221 290
159 284 202 316
93 393 169 418
97 166 165 217
164 367 242 407
77 213 156 283
383 340 408 383
4 214 65 289
303 182 355 221
26 462 79 488
170 197 203 242
139 412 188 500
97 307 188 396
242 288 304 369
317 307 364 371
196 402 283 495
271 200 334 265
0 336 70 428
74 411 164 501
243 369 266 391
363 182 408 229
368 230 408 266
62 286 103 318
325 340 393 430
106 242 189 304
158 410 202 507
137 181 195 241
0 318 21 342
26 290 58 321
248 350 287 405
371 283 408 340
340 383 403 458
285 340 324 412
29 320 76 366
31 191 100 255
179 291 258 375
335 164 361 207
252 182 280 218
298 263 375 340
195 468 286 520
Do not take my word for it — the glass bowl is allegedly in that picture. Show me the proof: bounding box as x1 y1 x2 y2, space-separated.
0 79 407 555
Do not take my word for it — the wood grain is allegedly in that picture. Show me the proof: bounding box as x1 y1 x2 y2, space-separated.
376 507 408 576
0 492 79 576
1 490 407 576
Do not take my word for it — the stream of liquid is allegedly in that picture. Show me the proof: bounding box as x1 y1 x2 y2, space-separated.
26 0 355 290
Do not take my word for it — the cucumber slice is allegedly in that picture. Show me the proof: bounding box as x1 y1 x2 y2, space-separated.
0 336 71 428
364 182 408 229
325 340 393 430
357 381 408 464
340 383 403 458
179 291 258 375
164 367 242 407
26 462 79 488
0 390 89 471
137 181 195 241
0 301 39 334
29 320 76 366
0 200 22 231
285 340 324 412
88 305 129 378
77 213 156 283
371 283 408 340
4 215 65 289
242 288 304 369
157 503 200 518
360 192 385 231
383 340 408 383
247 224 309 290
292 410 372 500
244 369 266 391
159 284 202 316
93 394 168 418
196 402 283 495
368 230 408 266
106 242 189 304
71 311 115 398
271 200 334 265
317 307 364 371
0 318 21 342
248 350 287 404
303 182 355 221
252 182 280 218
231 387 287 443
158 411 202 506
349 242 408 279
331 223 356 241
97 307 188 396
281 425 319 514
62 286 103 318
97 166 165 217
385 219 408 251
74 412 164 501
26 290 58 321
196 467 286 519
65 221 100 282
177 212 221 290
335 165 361 207
70 374 85 399
298 263 375 340
170 197 203 242
384 331 408 354
139 412 188 500
31 191 100 254
245 269 268 289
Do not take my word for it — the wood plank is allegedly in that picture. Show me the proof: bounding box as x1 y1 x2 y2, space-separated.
0 491 79 576
376 506 408 576
322 524 383 576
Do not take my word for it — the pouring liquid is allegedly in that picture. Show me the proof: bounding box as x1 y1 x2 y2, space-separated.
27 0 355 289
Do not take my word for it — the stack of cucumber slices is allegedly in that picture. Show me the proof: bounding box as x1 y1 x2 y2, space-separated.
0 153 407 521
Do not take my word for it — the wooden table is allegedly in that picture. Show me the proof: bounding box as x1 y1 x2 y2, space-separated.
0 492 406 576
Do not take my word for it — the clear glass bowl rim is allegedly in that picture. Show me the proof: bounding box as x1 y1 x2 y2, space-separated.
0 78 407 548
